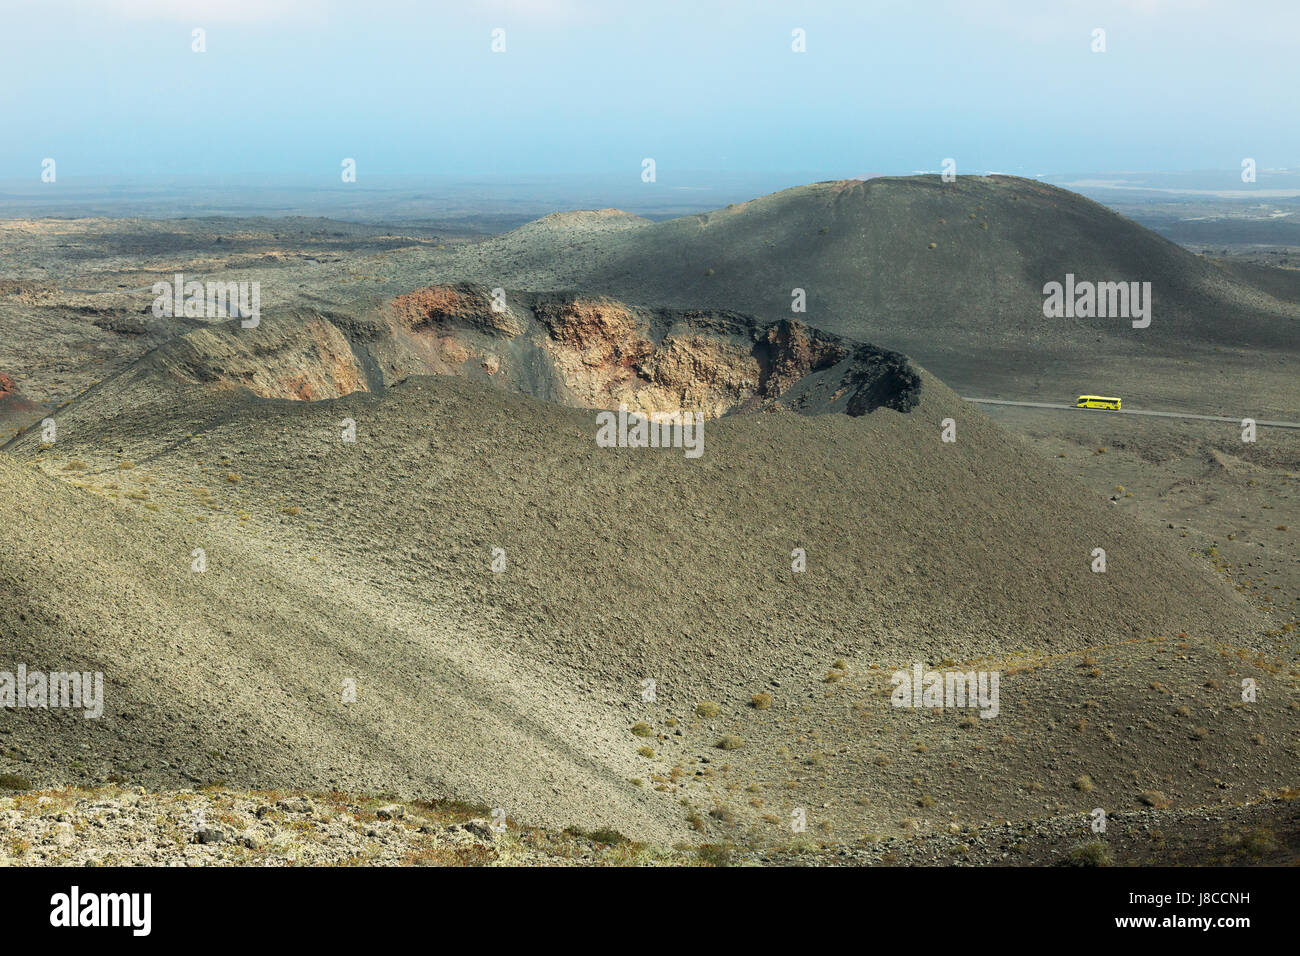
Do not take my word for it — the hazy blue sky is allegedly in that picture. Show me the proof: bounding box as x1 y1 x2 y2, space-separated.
2 0 1297 183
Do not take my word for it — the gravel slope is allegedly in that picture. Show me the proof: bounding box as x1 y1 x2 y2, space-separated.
2 356 1289 845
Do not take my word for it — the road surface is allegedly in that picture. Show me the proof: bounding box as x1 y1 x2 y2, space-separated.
963 398 1300 430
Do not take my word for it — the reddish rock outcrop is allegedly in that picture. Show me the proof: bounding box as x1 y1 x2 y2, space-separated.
118 283 920 418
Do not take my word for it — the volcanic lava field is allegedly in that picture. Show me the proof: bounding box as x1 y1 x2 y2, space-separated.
1 176 1297 866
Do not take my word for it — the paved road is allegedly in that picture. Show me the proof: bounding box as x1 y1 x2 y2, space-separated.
963 398 1300 430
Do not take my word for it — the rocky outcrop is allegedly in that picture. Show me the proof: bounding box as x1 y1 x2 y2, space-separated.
160 314 369 401
127 283 922 418
384 284 923 418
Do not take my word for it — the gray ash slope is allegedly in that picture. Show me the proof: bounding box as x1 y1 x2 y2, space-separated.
1 291 1286 841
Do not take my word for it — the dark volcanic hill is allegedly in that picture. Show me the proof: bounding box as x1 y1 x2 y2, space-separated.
384 176 1297 415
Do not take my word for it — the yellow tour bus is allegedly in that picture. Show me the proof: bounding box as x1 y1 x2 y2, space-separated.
1076 394 1122 411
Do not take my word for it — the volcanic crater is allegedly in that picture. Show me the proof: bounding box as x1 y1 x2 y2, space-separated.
150 283 922 419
